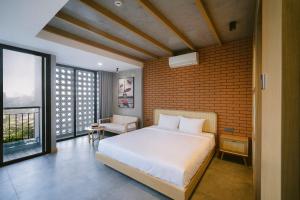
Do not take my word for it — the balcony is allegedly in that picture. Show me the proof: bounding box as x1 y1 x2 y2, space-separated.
3 107 42 162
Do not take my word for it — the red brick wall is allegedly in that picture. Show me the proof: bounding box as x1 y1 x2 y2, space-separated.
143 38 252 137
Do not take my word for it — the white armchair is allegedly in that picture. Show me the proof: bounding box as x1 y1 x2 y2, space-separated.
98 114 138 134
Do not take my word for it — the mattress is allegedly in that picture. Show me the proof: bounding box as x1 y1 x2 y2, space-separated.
97 126 215 188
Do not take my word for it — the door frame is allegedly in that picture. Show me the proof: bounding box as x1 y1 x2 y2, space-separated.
0 44 51 166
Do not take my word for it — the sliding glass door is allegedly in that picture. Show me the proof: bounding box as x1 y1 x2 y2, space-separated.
55 64 98 141
0 45 51 165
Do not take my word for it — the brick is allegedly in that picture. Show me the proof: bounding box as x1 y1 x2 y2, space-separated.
143 38 253 137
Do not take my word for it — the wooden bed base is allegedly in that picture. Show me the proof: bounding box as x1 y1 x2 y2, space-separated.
95 148 215 200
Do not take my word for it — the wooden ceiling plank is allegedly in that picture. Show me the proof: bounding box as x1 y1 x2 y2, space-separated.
138 0 196 51
80 0 173 55
43 25 143 62
56 12 158 59
195 0 222 45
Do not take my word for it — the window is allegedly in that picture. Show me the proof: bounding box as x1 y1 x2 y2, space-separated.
1 45 51 164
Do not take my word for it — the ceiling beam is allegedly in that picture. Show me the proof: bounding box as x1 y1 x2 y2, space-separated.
80 0 173 55
43 25 143 62
195 0 222 45
138 0 196 51
55 12 158 59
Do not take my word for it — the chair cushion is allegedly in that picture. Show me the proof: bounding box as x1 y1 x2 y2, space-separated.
101 123 126 133
112 115 138 125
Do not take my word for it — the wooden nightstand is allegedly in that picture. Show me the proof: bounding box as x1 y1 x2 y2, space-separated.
219 134 249 166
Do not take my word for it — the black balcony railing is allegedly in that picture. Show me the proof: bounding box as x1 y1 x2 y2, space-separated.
3 107 40 143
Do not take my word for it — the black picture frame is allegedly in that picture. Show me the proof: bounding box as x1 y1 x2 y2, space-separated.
118 77 134 108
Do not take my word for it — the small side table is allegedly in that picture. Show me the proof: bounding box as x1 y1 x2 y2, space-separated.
86 126 105 143
219 134 249 166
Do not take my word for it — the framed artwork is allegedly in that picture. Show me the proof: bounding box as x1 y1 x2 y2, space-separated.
118 77 134 108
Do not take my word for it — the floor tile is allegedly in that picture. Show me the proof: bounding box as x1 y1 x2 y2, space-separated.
0 167 10 183
0 179 18 200
0 136 253 200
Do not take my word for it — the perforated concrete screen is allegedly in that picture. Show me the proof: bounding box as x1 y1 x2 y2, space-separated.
55 65 98 140
96 73 100 120
55 67 75 139
75 70 95 134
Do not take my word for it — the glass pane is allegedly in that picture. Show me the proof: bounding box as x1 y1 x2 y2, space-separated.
55 66 75 140
3 49 43 162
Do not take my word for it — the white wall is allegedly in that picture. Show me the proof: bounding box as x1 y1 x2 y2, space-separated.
112 69 143 127
261 0 282 199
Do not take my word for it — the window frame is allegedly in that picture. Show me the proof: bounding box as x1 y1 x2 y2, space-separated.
0 43 51 166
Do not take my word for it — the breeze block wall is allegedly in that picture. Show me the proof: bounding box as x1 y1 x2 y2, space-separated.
143 38 252 137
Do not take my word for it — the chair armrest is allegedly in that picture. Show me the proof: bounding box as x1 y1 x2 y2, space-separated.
98 117 111 123
125 121 137 132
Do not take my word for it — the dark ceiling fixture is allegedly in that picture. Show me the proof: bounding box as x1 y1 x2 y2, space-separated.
229 21 237 31
116 67 119 73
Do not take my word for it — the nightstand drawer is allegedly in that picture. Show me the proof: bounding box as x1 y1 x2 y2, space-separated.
220 135 248 156
220 140 247 155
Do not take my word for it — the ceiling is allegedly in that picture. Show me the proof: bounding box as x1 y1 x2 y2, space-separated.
0 0 141 71
0 0 256 71
45 0 255 61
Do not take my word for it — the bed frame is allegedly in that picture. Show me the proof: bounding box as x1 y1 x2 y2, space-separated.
96 109 217 200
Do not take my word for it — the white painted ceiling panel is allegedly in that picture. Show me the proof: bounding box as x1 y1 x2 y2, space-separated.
0 0 142 71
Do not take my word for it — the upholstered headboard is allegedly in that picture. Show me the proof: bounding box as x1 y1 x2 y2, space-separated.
153 109 217 134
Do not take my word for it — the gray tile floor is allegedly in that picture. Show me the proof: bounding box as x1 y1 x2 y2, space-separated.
0 136 253 200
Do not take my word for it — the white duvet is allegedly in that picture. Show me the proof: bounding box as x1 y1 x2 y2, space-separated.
97 126 215 188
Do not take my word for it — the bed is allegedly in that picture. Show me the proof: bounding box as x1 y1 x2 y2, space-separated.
96 109 217 200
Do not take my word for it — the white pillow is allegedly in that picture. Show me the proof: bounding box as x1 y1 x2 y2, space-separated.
158 114 180 130
179 117 206 134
